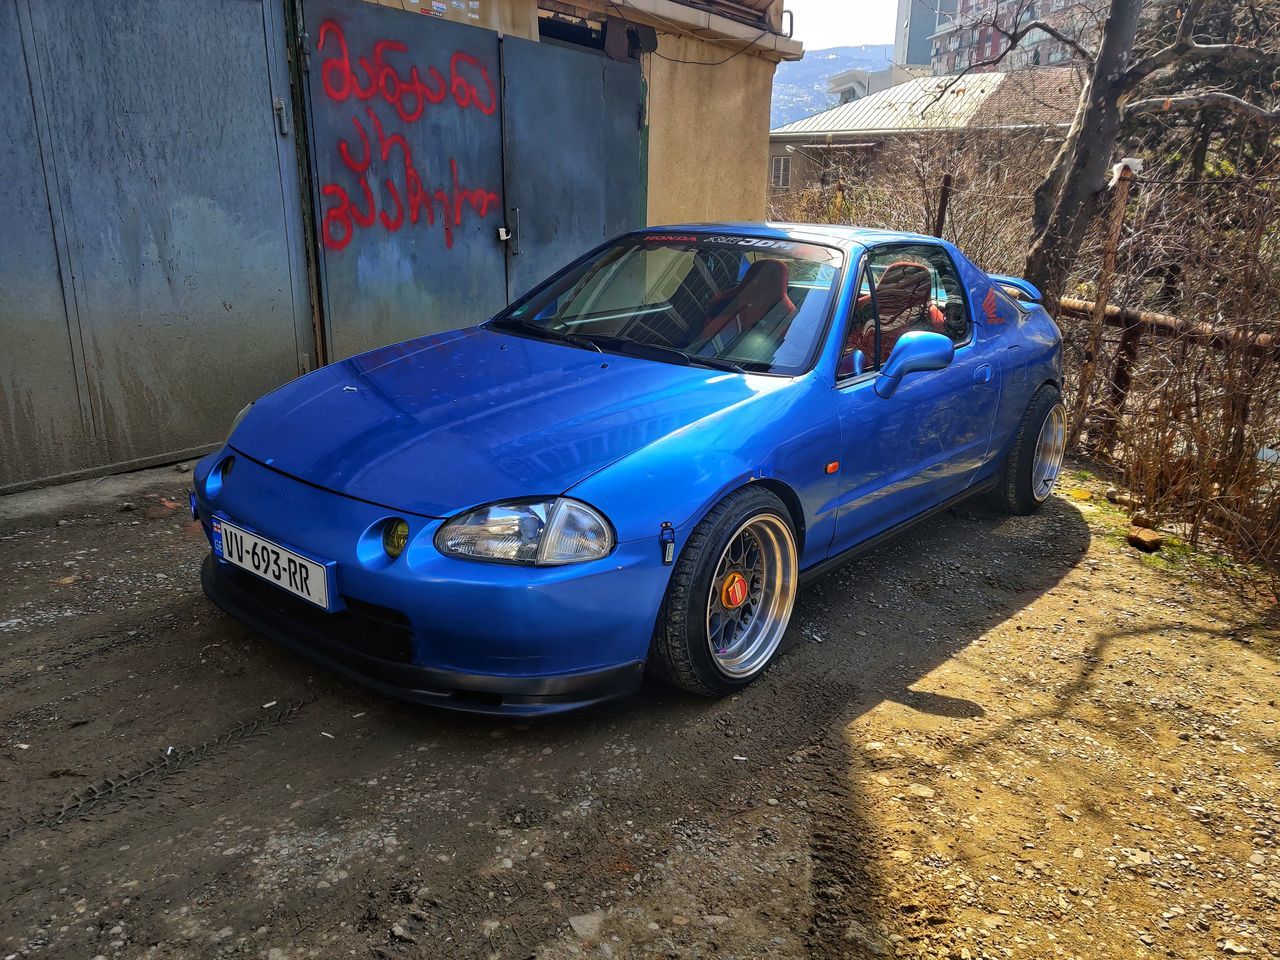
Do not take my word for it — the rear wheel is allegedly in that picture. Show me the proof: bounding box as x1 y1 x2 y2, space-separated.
992 384 1066 515
649 487 798 696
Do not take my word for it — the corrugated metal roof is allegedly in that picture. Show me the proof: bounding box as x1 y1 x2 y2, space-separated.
770 68 1080 138
969 68 1082 128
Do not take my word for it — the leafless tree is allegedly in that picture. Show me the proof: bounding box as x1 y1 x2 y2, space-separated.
934 0 1279 304
1035 1 1278 301
768 130 1280 573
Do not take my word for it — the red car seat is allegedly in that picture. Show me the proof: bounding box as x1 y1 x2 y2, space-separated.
697 258 797 349
838 260 946 376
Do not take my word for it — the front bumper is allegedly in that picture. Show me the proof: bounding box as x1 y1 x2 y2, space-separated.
202 556 644 716
192 449 668 716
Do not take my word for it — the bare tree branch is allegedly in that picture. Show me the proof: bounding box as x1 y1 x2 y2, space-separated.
928 15 1095 108
1122 0 1277 91
1126 91 1280 124
1000 18 1097 62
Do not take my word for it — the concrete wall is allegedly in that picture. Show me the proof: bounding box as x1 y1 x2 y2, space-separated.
643 33 777 225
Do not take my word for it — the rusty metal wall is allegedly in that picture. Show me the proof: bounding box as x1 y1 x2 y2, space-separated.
1 0 312 491
0 1 96 488
302 0 509 359
500 37 646 299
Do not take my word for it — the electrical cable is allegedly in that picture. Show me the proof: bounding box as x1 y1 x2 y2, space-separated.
604 0 771 66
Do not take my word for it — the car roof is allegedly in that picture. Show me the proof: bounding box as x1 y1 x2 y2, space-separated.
636 222 943 251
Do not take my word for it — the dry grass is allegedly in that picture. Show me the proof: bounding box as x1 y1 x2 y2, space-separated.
769 136 1280 574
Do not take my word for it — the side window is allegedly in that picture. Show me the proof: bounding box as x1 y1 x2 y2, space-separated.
770 155 791 189
837 244 970 378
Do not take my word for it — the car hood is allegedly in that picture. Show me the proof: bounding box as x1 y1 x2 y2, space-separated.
230 327 770 517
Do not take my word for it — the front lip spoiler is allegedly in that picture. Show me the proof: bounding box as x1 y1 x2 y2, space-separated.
200 555 644 717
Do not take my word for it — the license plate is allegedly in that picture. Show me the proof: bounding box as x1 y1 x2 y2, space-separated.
212 517 332 609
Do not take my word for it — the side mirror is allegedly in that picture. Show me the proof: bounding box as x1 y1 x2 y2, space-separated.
874 331 954 399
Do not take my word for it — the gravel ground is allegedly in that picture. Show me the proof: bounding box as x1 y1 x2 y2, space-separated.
0 461 1276 959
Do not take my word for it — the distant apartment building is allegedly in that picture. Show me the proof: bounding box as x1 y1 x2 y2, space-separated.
824 0 935 106
827 64 926 104
895 0 942 67
930 0 1092 74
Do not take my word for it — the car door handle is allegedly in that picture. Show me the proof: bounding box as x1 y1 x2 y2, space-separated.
974 363 993 384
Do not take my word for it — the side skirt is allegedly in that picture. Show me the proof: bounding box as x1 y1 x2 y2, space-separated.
799 478 998 586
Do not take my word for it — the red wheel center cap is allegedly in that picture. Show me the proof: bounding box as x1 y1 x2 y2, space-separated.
721 571 749 609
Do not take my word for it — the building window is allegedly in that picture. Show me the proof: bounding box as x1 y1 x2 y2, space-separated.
770 155 791 189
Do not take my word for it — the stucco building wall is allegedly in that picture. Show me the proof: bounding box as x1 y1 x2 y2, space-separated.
642 33 778 226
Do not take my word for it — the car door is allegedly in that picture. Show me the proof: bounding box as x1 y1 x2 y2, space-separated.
828 242 1000 557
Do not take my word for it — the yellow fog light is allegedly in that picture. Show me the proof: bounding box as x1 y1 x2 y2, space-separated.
382 519 409 559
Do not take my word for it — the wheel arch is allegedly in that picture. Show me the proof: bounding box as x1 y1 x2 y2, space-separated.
668 475 809 572
990 378 1062 467
749 478 807 557
693 473 807 544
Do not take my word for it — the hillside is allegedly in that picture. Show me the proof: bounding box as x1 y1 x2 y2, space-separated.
770 44 894 129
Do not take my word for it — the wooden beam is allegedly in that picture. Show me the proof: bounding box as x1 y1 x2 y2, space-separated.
1056 298 1280 361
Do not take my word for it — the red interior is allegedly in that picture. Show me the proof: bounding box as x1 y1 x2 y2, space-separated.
838 260 947 376
701 259 796 344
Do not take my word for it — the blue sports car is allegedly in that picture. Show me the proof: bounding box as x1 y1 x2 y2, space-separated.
194 224 1064 715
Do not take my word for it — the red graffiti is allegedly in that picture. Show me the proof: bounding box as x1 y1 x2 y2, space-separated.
316 20 496 121
314 21 502 253
321 106 500 252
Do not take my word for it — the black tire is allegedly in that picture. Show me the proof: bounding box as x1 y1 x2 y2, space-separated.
649 486 798 697
990 384 1066 515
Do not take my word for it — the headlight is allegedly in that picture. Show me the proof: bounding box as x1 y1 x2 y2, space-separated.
435 498 613 565
227 401 254 441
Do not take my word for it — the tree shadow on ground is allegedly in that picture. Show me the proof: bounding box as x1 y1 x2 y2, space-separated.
769 495 1091 957
286 494 1091 956
0 495 1091 959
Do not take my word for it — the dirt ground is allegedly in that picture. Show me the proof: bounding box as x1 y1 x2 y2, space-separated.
1 461 1277 960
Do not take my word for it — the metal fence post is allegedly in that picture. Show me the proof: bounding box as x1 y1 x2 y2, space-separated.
932 173 953 238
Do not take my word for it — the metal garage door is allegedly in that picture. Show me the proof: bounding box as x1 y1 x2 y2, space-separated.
1 0 314 488
500 36 646 300
0 2 97 488
301 0 509 360
302 0 647 355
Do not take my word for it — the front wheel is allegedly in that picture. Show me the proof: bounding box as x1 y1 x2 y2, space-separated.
649 487 798 697
992 384 1066 515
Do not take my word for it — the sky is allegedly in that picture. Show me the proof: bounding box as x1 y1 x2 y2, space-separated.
784 0 898 50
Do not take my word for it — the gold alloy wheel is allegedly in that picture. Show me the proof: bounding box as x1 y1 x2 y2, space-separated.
705 514 798 679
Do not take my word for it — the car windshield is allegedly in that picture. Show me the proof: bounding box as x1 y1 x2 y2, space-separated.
490 234 844 375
